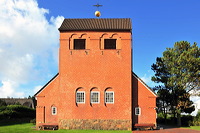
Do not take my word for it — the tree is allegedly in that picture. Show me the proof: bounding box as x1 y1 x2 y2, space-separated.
154 86 171 123
0 99 7 107
152 41 199 126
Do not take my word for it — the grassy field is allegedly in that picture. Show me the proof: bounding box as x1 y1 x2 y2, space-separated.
1 122 199 133
0 123 132 133
181 126 200 131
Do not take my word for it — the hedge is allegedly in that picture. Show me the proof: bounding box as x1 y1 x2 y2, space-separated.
0 105 35 119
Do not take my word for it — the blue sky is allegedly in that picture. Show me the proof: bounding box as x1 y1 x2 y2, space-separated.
0 0 200 98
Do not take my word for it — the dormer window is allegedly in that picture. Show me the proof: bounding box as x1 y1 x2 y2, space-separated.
104 39 116 49
74 39 86 49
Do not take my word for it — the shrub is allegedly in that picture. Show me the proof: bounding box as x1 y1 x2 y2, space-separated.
181 115 193 126
157 112 174 124
0 99 7 106
30 118 36 125
0 106 7 112
196 111 200 119
0 105 35 120
189 111 200 126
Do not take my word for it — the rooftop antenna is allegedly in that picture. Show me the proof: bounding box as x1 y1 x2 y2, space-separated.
93 3 103 17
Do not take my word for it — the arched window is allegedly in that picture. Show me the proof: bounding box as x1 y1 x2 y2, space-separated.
76 91 85 103
105 91 114 103
105 87 114 104
52 106 57 115
135 107 141 115
91 91 100 103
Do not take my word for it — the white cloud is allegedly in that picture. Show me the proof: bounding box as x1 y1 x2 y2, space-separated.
0 0 64 98
141 74 152 85
33 85 43 94
0 80 24 98
190 96 200 116
140 73 158 88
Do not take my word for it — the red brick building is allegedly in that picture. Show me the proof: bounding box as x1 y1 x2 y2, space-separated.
35 18 157 130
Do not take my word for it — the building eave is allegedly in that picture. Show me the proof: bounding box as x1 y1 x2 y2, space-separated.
34 73 59 97
132 72 157 97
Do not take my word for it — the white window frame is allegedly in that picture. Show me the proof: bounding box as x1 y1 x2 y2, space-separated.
135 107 141 115
76 91 85 104
105 91 114 104
52 107 57 115
91 91 100 104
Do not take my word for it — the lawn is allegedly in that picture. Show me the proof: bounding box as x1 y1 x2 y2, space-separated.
0 123 132 133
181 126 200 131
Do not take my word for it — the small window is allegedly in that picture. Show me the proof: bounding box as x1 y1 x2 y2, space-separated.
52 107 57 115
76 91 85 103
135 107 141 115
105 91 114 103
91 92 100 103
74 39 86 49
104 39 116 49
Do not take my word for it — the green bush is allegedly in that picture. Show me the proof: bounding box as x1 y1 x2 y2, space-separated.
30 118 36 125
181 115 193 126
196 111 200 119
0 99 7 106
0 105 35 120
0 106 7 112
156 112 174 124
189 111 200 126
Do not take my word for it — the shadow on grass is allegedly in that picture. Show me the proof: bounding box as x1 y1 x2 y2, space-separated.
0 118 34 126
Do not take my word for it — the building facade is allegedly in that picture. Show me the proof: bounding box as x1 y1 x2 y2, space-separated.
35 18 157 130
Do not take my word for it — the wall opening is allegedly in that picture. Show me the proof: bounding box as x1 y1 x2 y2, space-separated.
104 39 116 49
74 39 86 49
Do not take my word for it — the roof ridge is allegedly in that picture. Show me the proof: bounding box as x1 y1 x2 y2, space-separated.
58 18 132 32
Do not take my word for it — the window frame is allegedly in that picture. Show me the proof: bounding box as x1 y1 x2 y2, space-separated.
105 91 114 104
135 107 141 115
104 39 117 49
73 39 86 50
90 91 100 104
51 107 57 115
76 91 85 104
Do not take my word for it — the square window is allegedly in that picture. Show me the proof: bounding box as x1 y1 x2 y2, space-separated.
74 39 86 49
105 92 114 103
135 107 141 115
91 92 100 103
76 91 85 103
104 39 116 49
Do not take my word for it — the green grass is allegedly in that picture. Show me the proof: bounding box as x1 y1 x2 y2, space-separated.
0 123 132 133
181 126 200 131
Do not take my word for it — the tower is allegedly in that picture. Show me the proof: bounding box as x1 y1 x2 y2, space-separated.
58 18 132 129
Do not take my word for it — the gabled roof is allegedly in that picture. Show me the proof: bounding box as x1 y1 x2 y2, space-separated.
132 72 157 97
34 73 59 97
58 18 132 32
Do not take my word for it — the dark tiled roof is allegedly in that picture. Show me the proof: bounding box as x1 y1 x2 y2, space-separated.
0 98 35 108
59 18 132 32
